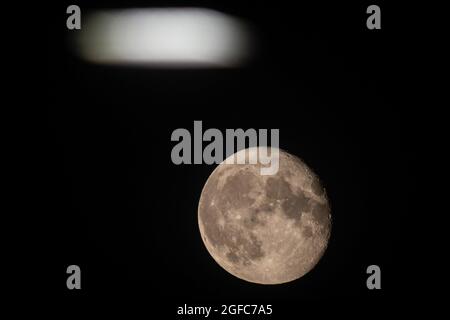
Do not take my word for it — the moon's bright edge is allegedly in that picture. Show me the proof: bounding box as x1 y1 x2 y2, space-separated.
198 147 332 285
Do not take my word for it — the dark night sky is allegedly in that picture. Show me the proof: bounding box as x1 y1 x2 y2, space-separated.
45 0 425 317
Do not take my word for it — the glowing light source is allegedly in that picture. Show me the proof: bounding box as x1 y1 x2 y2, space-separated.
74 8 253 67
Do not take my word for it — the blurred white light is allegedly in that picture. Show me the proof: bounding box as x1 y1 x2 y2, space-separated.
74 8 253 67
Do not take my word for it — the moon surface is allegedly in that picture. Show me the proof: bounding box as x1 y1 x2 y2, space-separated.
198 147 331 284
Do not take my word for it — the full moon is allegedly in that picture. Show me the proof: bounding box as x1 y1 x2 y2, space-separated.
198 147 331 284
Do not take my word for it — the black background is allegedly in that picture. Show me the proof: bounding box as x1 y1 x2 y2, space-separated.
46 0 423 317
